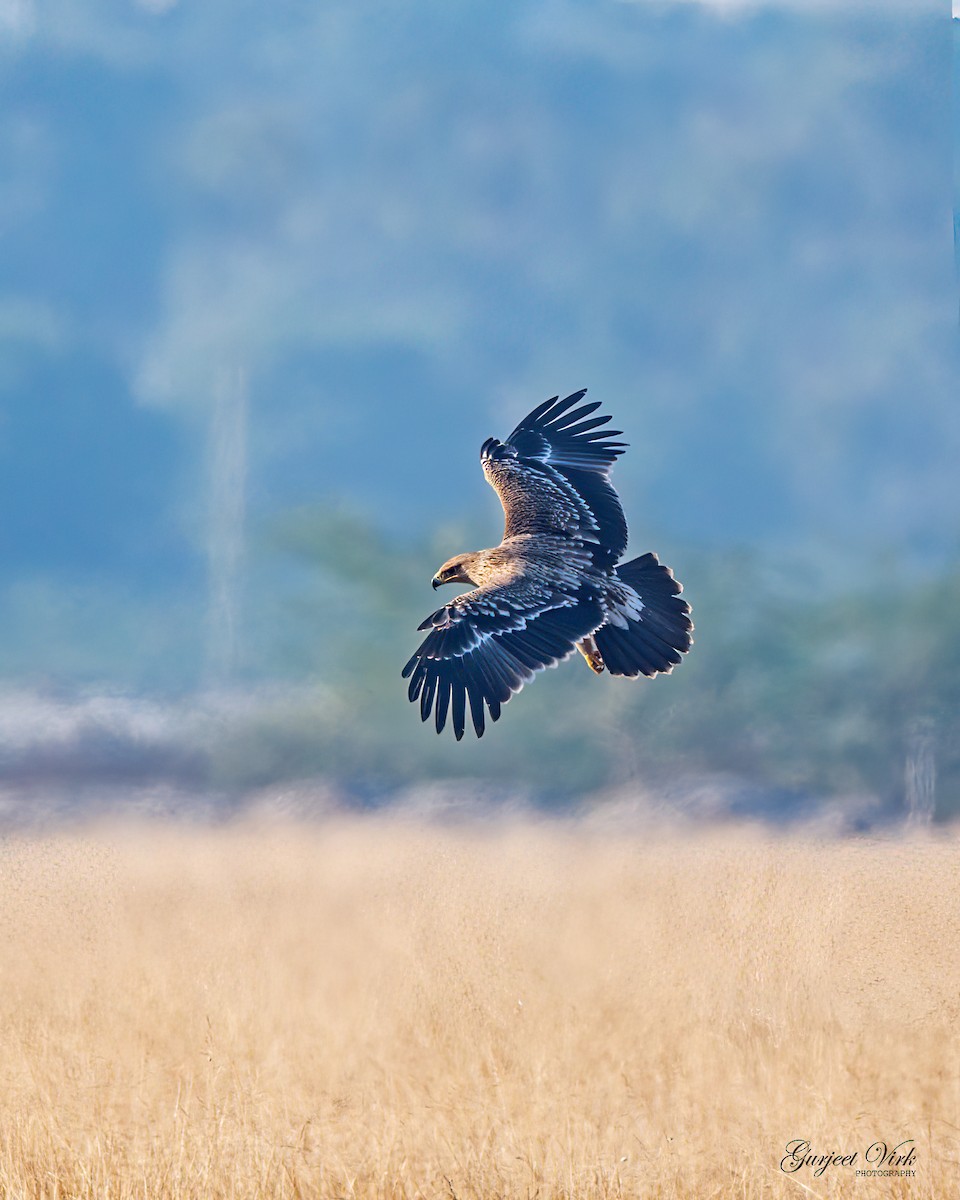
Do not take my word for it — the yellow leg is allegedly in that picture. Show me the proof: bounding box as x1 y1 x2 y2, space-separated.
576 635 605 674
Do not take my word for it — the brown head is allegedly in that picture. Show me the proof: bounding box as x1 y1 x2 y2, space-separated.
431 552 482 590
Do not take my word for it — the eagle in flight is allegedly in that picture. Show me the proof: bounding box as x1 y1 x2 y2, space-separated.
402 390 692 739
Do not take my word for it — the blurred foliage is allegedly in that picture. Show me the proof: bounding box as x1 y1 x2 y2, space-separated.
211 508 960 818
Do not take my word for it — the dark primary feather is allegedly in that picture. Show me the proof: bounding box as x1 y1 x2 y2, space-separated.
506 390 627 473
402 586 604 740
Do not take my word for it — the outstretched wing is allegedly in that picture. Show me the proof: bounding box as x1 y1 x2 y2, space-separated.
402 582 604 739
480 389 629 570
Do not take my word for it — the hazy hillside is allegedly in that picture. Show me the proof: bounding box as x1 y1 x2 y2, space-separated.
0 3 956 817
1 7 956 588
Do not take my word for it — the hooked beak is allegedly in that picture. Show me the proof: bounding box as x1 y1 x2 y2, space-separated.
432 576 442 589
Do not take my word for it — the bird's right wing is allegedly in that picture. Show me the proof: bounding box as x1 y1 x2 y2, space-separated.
480 390 629 569
402 581 604 739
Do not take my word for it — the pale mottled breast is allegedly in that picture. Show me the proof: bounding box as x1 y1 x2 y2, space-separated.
457 535 595 592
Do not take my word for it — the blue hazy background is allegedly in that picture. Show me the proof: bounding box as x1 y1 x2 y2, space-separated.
0 1 957 823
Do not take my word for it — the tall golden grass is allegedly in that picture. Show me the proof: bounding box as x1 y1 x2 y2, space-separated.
0 815 956 1198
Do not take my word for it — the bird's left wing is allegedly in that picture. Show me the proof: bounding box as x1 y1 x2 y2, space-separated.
480 390 629 569
402 581 604 739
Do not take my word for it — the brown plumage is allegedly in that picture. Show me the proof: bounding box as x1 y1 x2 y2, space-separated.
402 390 693 739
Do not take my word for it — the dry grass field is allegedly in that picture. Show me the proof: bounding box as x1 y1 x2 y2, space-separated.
0 815 957 1199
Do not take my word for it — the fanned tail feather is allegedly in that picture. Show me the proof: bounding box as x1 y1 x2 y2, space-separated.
594 552 693 678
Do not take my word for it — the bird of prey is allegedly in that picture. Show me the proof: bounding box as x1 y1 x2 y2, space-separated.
402 390 692 739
